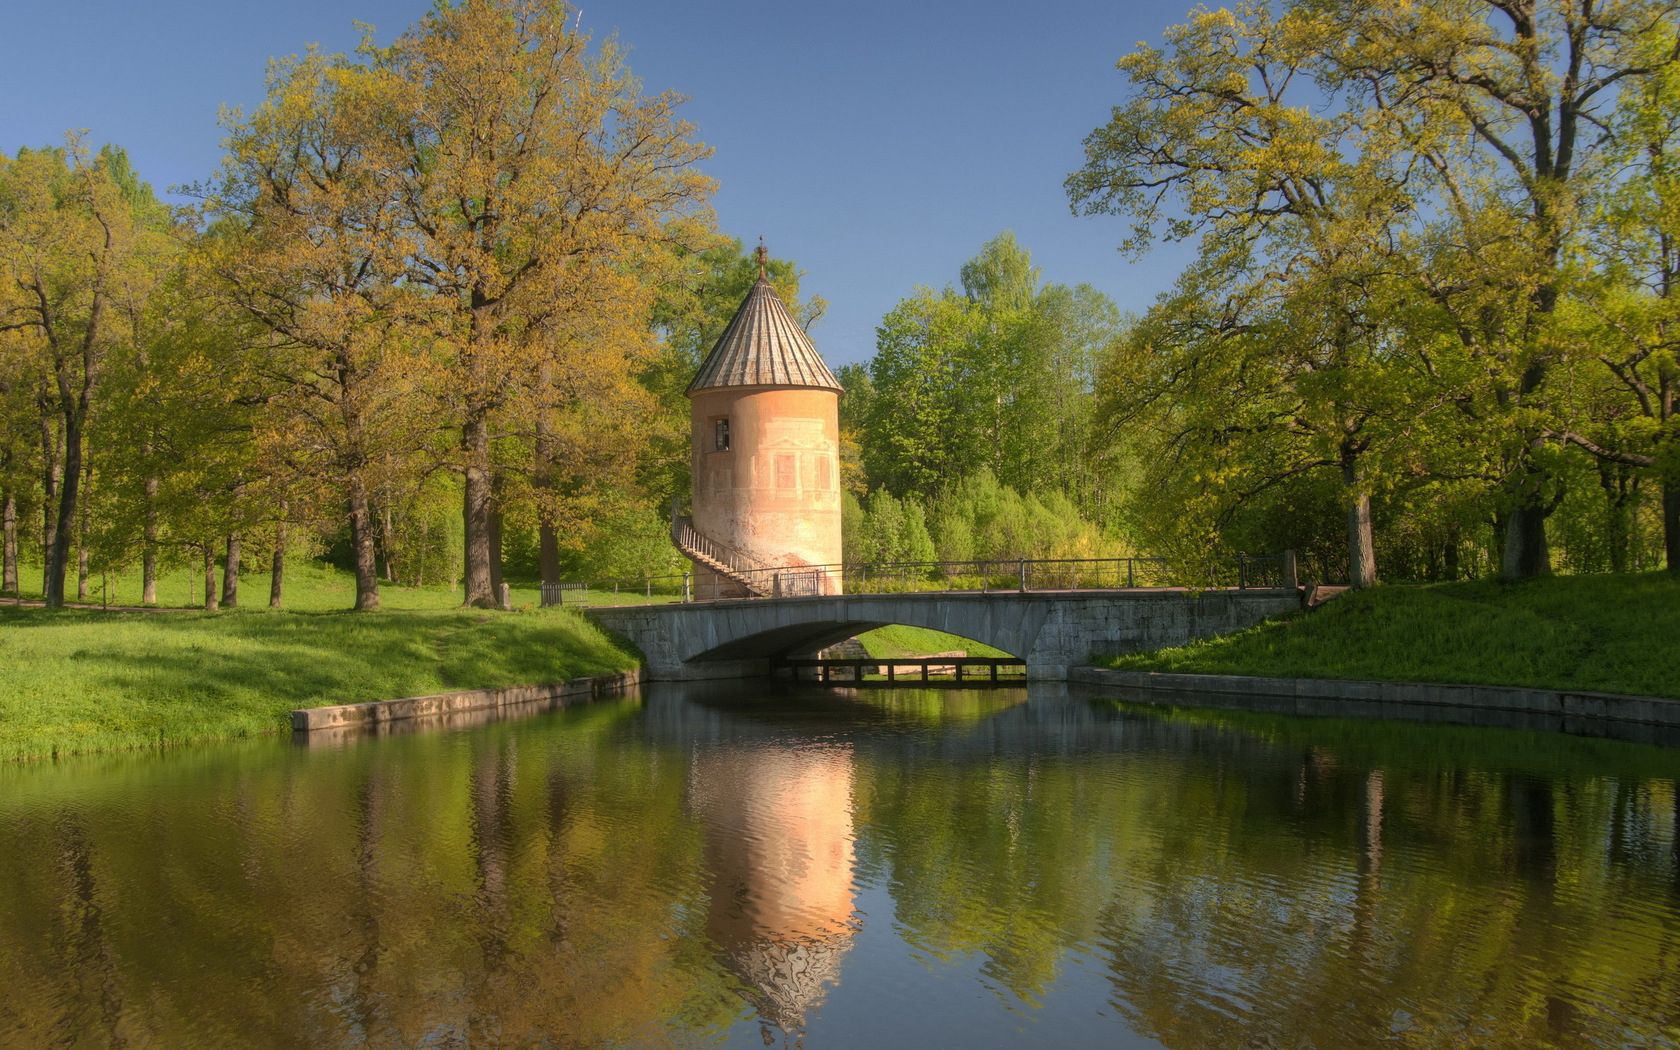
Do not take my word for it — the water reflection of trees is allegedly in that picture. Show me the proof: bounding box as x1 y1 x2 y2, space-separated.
0 705 740 1047
0 689 1674 1047
855 701 1680 1047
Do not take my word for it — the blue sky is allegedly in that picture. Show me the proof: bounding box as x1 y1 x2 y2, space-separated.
0 0 1200 366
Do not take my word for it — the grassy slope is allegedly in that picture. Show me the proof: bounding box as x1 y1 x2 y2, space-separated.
0 562 641 761
1107 572 1680 698
855 625 1010 659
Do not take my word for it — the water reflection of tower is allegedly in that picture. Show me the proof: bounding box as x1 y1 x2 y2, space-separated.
689 743 857 1044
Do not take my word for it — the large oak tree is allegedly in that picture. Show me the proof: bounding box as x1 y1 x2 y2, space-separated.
372 0 712 607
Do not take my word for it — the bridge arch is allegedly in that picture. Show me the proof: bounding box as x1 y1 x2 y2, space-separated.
588 590 1300 682
681 613 1019 666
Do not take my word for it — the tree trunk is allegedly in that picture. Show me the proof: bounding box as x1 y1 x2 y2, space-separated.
202 545 219 611
416 515 429 588
1597 461 1633 574
539 524 562 597
1501 497 1551 579
76 449 91 602
222 534 240 608
1 488 16 595
1501 359 1553 577
1663 478 1679 576
45 411 83 609
535 370 561 600
1443 525 1461 582
381 503 398 584
461 413 495 608
1489 511 1507 574
270 506 287 609
1342 455 1377 589
142 473 158 605
488 507 506 608
38 409 59 600
348 474 381 612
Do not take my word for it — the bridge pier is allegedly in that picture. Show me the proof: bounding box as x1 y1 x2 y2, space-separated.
587 590 1301 683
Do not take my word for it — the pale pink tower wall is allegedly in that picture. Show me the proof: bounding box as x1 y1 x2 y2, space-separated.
684 247 844 599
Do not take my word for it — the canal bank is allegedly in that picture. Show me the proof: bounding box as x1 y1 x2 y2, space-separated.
1071 666 1680 745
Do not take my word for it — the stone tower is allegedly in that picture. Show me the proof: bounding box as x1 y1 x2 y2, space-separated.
676 245 844 599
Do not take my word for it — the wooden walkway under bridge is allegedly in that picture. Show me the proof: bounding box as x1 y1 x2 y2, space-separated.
779 656 1027 686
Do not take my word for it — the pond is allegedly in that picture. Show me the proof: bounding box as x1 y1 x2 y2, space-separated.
1 683 1676 1048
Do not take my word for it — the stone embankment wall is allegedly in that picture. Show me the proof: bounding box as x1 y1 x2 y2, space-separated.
1070 667 1680 736
291 670 642 741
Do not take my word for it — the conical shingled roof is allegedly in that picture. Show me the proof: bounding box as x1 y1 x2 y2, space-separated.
687 276 843 395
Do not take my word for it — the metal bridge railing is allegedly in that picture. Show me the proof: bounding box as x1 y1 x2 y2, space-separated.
539 552 1296 607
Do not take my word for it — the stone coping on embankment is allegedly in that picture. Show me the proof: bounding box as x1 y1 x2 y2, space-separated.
289 670 643 735
1069 667 1680 730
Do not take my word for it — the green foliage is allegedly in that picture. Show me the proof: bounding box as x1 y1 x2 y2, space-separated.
554 502 686 583
927 470 1122 563
859 233 1129 520
840 490 867 563
901 501 937 564
851 489 936 564
842 469 1122 569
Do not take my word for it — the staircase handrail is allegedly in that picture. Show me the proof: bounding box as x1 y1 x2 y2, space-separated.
671 517 778 577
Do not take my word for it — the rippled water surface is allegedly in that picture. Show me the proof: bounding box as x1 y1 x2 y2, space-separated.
2 683 1678 1048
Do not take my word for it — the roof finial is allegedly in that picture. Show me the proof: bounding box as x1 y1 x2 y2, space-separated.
754 237 768 280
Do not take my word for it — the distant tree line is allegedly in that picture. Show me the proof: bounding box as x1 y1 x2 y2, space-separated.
838 233 1137 569
7 0 1676 609
843 472 1121 568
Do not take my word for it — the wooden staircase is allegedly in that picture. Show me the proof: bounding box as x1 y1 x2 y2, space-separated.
671 517 774 597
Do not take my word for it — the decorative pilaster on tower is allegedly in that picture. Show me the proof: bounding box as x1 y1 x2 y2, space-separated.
675 244 844 599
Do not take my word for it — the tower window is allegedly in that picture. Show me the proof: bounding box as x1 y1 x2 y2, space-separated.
776 454 797 491
713 417 730 451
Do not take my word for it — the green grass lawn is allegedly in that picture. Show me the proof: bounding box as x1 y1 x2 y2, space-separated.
855 624 1010 659
0 559 646 761
1106 572 1680 698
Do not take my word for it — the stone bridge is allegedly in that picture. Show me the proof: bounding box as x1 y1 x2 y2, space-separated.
586 589 1301 682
